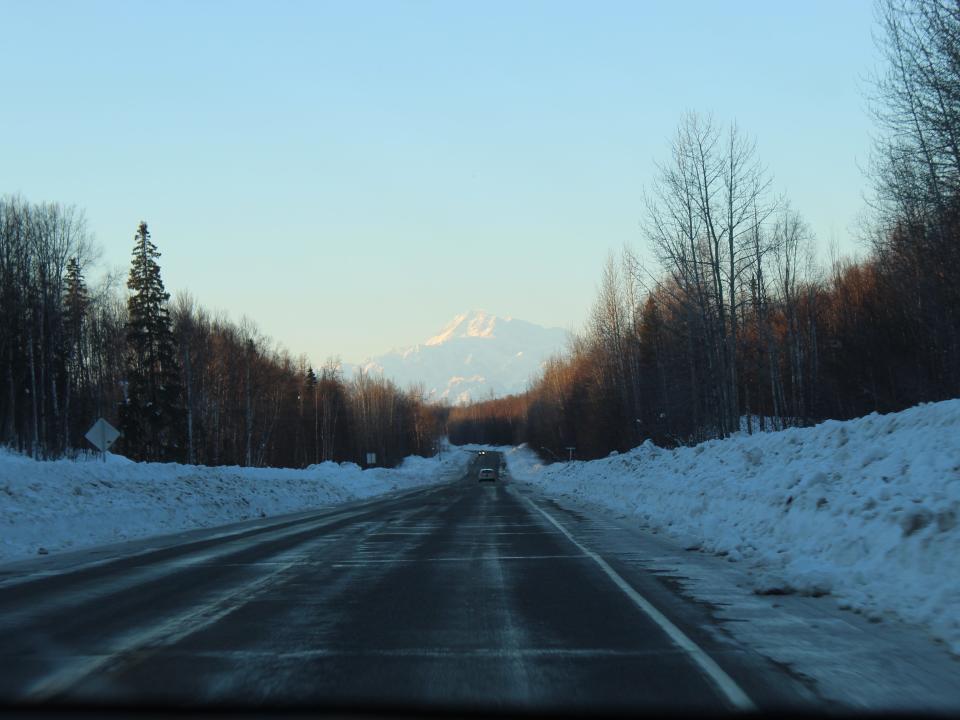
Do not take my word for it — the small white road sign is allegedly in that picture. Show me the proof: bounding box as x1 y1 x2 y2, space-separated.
365 452 376 465
85 418 120 454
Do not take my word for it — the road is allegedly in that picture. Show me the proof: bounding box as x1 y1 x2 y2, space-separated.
0 452 816 714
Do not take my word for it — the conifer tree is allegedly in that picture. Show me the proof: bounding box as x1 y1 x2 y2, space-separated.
305 366 318 465
62 256 89 449
63 257 88 346
120 222 184 461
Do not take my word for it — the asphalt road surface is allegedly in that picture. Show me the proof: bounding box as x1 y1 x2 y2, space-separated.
0 452 817 714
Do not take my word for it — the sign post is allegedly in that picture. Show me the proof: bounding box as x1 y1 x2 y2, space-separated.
565 446 576 462
85 418 120 462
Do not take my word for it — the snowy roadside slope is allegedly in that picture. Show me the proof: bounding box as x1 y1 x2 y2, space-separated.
0 447 468 564
505 400 960 653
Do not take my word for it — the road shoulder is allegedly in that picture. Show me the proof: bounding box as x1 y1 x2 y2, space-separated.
0 480 456 585
509 480 960 712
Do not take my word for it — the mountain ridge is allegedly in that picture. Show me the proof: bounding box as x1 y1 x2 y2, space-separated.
350 310 569 404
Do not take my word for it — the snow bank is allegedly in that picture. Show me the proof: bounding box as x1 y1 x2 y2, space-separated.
505 400 960 652
0 447 467 563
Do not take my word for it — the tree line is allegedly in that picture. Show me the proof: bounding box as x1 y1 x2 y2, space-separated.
449 0 960 459
0 207 445 467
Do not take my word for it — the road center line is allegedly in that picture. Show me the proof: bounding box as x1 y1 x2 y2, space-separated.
522 495 756 713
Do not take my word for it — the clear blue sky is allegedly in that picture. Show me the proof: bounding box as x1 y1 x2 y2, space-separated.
3 0 877 363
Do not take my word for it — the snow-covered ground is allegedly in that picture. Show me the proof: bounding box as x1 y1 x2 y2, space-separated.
0 447 468 564
502 400 960 654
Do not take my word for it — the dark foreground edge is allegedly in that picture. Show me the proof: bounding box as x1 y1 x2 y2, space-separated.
0 701 952 720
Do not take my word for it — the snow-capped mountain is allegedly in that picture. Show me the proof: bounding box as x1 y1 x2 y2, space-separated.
356 311 569 404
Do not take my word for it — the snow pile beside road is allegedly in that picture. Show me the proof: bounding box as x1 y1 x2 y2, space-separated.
505 400 960 652
0 447 467 563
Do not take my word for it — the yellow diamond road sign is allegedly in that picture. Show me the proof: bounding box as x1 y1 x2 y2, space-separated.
85 418 120 453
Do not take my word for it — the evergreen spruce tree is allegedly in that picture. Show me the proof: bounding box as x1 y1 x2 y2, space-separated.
63 257 89 345
63 257 89 449
120 222 184 461
305 366 318 465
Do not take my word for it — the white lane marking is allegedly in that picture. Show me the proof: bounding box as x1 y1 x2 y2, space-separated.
0 525 348 631
0 506 372 592
524 496 756 713
0 480 452 590
22 548 308 701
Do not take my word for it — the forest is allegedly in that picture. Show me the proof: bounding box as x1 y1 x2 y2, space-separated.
449 0 960 459
0 210 445 467
3 0 956 468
